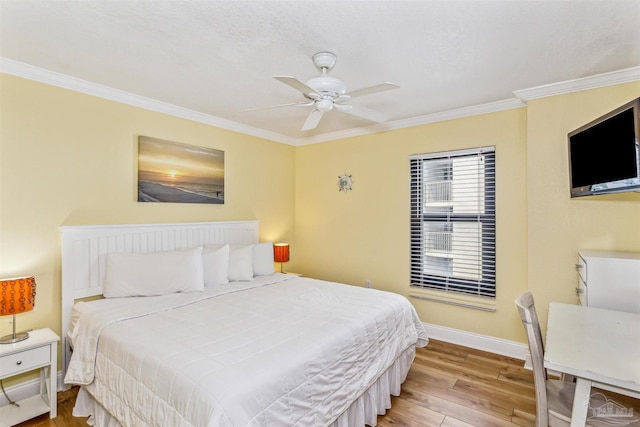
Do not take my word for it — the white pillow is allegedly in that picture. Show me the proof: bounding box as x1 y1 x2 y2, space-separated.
103 247 204 298
228 245 254 281
253 242 274 276
202 244 230 286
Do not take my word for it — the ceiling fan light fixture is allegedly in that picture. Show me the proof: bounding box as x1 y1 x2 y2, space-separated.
317 98 334 112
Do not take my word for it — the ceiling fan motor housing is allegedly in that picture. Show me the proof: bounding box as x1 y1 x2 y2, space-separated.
305 75 346 98
306 51 346 98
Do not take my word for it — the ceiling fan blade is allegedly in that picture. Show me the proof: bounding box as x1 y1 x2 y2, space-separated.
274 76 321 99
243 101 314 112
302 109 324 131
345 82 399 99
333 103 352 112
341 104 388 123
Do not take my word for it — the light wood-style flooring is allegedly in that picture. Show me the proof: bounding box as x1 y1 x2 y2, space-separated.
13 339 640 427
377 339 538 426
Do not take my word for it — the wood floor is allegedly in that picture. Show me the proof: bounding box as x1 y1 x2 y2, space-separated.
12 339 639 427
376 339 538 427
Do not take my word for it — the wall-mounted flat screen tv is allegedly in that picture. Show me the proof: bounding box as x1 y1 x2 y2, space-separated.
568 97 640 198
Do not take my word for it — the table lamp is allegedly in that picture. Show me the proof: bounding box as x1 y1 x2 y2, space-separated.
273 243 290 273
0 276 36 344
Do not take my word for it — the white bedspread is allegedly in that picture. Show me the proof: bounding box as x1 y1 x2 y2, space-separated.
65 275 428 427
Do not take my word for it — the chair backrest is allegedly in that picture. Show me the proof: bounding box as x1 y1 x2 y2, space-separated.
515 291 549 427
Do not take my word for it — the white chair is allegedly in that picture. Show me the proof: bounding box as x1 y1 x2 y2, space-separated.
515 291 607 427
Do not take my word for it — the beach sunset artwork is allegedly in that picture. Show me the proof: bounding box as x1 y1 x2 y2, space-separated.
138 136 224 204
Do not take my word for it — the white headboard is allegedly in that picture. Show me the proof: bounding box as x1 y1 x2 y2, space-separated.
60 220 259 378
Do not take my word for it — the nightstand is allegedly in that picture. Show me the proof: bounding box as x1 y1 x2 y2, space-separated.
284 272 302 277
0 328 60 426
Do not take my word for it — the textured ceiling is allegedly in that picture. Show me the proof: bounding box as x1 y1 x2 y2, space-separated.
1 0 639 144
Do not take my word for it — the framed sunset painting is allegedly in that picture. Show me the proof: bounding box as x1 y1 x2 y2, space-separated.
138 136 224 204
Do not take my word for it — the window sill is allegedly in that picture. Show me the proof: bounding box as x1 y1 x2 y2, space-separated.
409 288 496 312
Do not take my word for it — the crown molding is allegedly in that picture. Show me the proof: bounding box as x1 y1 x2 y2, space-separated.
0 58 298 146
295 98 526 146
3 57 638 146
514 66 640 101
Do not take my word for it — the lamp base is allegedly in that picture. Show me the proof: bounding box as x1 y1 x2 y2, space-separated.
0 331 29 344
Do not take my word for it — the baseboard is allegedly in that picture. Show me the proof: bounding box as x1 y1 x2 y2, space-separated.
423 322 529 361
0 371 64 407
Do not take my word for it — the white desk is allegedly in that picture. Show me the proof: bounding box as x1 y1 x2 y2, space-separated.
545 303 640 427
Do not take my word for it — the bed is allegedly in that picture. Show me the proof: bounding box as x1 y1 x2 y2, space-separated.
60 221 428 427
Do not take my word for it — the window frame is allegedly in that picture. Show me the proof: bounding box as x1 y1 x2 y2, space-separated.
409 146 496 298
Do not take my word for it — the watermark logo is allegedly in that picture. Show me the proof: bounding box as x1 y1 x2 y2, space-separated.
587 392 638 426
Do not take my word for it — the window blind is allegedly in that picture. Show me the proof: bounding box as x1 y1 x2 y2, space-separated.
410 147 496 298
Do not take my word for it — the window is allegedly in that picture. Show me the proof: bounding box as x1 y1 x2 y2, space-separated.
410 147 496 298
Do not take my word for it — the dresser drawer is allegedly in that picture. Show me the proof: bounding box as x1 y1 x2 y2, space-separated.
0 345 50 378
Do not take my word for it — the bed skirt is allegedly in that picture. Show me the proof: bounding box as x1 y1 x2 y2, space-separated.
72 345 417 427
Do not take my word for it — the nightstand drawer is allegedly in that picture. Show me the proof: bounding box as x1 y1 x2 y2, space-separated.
0 345 50 377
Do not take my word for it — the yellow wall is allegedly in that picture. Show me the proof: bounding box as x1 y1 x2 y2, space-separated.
295 108 530 342
0 74 296 348
526 82 640 332
295 83 640 344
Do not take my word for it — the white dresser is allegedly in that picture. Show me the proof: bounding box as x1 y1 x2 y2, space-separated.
576 251 640 314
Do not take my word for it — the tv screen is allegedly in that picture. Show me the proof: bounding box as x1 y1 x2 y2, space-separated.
568 98 640 197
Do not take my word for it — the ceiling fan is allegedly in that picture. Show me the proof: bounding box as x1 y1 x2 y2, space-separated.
247 51 399 131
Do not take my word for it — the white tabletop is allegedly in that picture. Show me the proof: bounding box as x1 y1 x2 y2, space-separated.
545 302 640 392
0 328 60 357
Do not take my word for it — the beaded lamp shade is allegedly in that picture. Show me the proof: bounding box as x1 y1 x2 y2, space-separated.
0 276 36 344
273 243 290 273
